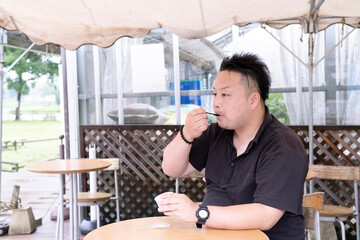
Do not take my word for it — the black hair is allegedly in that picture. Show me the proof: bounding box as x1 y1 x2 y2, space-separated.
219 52 271 101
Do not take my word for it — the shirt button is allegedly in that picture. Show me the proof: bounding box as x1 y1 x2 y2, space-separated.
231 163 234 167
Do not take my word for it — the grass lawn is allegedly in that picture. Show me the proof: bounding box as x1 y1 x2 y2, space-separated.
2 120 63 172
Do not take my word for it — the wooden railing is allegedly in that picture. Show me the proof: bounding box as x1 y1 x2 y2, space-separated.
79 125 360 233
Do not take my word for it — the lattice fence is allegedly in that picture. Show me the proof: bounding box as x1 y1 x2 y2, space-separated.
79 125 206 223
292 125 360 235
80 125 360 233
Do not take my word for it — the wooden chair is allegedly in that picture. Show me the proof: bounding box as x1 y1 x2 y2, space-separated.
57 158 120 236
303 192 324 240
309 165 360 240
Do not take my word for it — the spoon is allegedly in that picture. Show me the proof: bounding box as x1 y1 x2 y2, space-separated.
205 112 220 116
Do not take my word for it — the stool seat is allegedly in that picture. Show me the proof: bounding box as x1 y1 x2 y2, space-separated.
64 192 112 202
319 204 354 217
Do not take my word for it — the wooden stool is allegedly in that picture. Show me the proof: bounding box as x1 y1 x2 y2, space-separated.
8 207 37 235
63 192 111 228
319 204 355 240
309 165 360 240
319 204 355 218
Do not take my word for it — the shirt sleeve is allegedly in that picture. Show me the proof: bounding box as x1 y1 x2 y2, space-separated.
253 137 308 215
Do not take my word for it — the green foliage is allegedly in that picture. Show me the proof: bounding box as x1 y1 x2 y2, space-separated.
267 93 290 125
4 46 59 120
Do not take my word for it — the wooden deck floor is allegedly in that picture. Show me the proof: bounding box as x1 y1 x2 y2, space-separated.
0 171 79 240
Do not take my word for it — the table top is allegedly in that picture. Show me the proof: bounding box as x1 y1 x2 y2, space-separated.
26 158 112 174
83 216 269 240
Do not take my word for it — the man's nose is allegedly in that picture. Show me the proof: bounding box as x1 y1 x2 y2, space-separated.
213 97 220 109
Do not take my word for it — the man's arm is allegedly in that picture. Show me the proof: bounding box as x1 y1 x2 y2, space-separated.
162 133 197 177
206 203 284 230
156 192 284 231
162 107 208 177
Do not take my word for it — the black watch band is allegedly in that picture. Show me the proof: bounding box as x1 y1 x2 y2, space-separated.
196 206 210 229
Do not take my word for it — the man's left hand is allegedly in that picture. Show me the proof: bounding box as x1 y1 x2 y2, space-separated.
156 192 199 223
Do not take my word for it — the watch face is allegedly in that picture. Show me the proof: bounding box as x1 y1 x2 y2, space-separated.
199 209 208 219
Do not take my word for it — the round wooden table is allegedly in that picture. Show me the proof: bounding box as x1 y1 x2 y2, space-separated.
83 216 269 240
26 158 111 174
26 158 111 240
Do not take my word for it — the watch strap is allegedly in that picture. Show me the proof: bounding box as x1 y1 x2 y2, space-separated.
196 205 209 228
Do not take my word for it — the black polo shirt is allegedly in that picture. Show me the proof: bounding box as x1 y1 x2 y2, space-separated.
189 107 308 240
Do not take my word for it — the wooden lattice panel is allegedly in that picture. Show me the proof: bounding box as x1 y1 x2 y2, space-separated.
80 125 206 223
80 125 360 234
292 125 360 235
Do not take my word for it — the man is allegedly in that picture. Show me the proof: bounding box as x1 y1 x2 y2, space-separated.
158 53 308 240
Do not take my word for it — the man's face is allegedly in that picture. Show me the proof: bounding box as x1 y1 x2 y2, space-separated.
212 71 252 130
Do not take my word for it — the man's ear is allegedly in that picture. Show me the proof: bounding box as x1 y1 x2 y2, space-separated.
249 92 261 110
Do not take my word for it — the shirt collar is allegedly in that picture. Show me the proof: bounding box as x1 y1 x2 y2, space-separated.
252 105 272 144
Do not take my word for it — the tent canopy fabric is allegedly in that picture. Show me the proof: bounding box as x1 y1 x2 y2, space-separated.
1 0 360 50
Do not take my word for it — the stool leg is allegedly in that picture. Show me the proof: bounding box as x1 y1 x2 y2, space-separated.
55 205 60 240
315 210 321 240
354 181 359 240
96 204 100 228
114 171 120 222
175 178 179 193
305 229 311 240
335 218 346 240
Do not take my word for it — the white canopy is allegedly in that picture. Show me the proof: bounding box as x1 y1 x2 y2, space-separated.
1 0 360 199
0 0 360 50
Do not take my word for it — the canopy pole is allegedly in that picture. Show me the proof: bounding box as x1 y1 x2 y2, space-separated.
262 25 307 67
172 34 181 125
314 27 356 67
92 46 102 125
60 47 70 160
0 29 5 200
308 31 314 193
115 39 124 124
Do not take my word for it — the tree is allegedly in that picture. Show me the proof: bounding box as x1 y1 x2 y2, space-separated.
4 46 59 120
267 93 290 124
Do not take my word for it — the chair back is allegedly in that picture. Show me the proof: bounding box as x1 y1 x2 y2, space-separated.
101 158 120 171
309 165 360 181
303 192 324 238
309 164 360 239
182 169 205 179
303 192 324 211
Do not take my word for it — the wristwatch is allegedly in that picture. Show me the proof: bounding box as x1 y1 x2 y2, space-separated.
196 206 210 229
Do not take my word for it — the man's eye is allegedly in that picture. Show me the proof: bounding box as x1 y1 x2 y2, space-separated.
212 92 217 96
222 93 228 97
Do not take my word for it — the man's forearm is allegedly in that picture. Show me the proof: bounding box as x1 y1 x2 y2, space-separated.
156 193 284 231
206 203 284 231
162 133 193 177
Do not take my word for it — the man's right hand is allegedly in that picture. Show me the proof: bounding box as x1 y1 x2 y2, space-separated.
183 107 208 142
162 107 208 177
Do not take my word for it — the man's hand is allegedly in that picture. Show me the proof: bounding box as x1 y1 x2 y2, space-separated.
156 192 199 223
183 107 208 142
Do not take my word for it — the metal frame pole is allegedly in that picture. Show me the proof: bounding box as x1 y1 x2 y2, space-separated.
308 32 314 193
172 34 181 125
93 46 102 125
0 29 5 201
